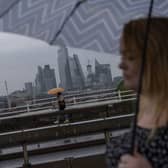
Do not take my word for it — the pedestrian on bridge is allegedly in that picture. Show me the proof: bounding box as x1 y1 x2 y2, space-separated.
106 17 168 168
48 87 69 123
57 92 71 123
57 92 66 111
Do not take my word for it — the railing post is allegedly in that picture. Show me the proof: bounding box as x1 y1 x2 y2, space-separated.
104 104 111 143
22 143 31 167
104 130 111 144
118 90 121 101
26 103 30 112
65 157 73 168
73 97 76 104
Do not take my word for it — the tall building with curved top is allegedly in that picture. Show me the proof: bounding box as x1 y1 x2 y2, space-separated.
57 46 85 91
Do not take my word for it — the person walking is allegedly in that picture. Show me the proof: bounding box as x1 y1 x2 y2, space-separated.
57 92 70 123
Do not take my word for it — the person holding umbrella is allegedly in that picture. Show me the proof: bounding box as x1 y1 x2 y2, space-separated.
57 92 66 111
48 87 68 123
106 17 168 168
57 92 70 123
48 87 66 110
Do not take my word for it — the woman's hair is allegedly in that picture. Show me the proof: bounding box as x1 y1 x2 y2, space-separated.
122 17 168 128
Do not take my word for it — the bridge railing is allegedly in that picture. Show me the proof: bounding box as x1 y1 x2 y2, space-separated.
0 89 136 117
0 88 116 112
0 98 136 133
0 97 135 167
0 113 134 148
0 114 134 167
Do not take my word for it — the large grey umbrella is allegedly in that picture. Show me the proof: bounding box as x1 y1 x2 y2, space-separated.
0 0 167 54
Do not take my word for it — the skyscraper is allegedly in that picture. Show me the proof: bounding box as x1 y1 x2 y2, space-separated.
35 65 57 95
24 82 33 97
57 45 86 91
43 65 57 91
94 59 112 88
57 46 72 90
69 54 85 90
35 66 44 94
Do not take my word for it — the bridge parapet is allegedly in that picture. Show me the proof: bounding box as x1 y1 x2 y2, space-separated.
0 98 135 167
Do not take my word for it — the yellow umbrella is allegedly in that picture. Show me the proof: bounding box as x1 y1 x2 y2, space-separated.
47 87 64 95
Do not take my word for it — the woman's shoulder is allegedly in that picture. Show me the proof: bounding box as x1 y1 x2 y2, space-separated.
106 125 168 152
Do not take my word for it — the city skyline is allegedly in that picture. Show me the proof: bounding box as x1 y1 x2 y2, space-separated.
0 32 121 95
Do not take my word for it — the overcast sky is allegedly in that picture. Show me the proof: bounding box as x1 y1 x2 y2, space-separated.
0 32 121 96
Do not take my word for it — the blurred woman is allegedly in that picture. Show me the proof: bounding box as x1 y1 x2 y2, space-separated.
106 17 168 168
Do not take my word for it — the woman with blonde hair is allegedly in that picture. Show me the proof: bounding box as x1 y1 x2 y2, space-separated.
106 17 168 168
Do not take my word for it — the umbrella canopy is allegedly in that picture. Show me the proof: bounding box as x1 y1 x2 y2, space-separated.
0 0 167 54
47 87 64 95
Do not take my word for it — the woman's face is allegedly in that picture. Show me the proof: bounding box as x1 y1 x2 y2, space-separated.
119 39 141 91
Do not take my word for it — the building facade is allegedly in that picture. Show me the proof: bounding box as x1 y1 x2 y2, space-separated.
24 82 33 97
94 59 113 88
86 59 113 89
57 46 85 91
35 65 57 95
57 46 73 90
